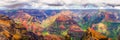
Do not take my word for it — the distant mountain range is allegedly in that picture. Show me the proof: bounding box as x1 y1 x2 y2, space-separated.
0 9 119 40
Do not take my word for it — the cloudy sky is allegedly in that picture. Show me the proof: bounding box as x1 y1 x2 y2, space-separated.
0 0 119 9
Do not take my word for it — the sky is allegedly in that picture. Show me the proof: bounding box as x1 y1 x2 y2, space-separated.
0 0 119 9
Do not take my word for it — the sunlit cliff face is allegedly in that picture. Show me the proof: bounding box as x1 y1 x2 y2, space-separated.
0 15 14 40
0 20 11 27
97 23 108 33
0 15 13 27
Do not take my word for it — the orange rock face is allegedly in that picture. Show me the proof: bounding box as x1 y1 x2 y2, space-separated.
44 34 62 40
82 28 111 40
59 24 66 29
57 15 71 22
69 24 82 32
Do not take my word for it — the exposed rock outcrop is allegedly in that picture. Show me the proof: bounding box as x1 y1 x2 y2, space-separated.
82 28 111 40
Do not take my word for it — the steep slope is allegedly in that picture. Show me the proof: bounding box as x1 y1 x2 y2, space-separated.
42 11 84 40
11 10 42 32
82 28 111 40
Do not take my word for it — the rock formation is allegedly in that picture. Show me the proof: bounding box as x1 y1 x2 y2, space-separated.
81 28 111 40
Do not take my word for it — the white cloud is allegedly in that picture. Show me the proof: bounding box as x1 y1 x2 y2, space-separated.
0 0 119 9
